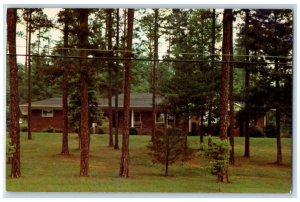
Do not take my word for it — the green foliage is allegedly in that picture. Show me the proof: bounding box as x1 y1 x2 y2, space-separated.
264 123 277 138
238 9 292 133
97 128 105 134
148 128 187 176
129 127 138 135
6 140 16 160
249 126 264 138
200 136 230 177
68 79 104 130
21 126 28 132
42 126 62 133
159 9 222 122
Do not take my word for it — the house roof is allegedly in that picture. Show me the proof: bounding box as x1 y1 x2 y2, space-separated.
99 93 164 109
20 97 63 108
19 93 165 115
19 97 63 115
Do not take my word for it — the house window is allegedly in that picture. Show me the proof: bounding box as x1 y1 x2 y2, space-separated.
167 114 175 126
156 112 165 123
42 109 53 117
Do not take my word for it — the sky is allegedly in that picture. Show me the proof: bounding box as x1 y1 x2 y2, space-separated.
15 8 231 65
16 8 62 64
14 8 247 66
15 8 175 64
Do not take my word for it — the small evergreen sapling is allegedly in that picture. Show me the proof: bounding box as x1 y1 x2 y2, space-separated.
6 140 16 176
148 128 186 176
6 140 16 162
200 135 230 189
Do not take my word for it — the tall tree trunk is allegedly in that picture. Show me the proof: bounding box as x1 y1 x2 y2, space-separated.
119 9 134 178
229 16 235 164
107 9 114 147
275 108 282 164
183 110 189 156
8 8 21 178
273 12 283 165
78 9 90 176
208 9 216 135
27 9 33 140
219 9 232 141
200 112 204 143
275 60 282 164
152 9 159 141
78 122 81 150
244 9 250 158
61 9 70 155
114 9 120 150
219 9 232 183
165 135 169 176
121 9 127 94
24 11 29 74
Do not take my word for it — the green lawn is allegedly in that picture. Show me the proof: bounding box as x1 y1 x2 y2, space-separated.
6 133 292 193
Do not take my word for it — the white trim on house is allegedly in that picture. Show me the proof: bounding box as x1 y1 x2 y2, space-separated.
131 109 134 128
41 109 54 117
155 112 165 124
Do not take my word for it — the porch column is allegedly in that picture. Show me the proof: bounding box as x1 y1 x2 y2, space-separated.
131 109 134 128
188 117 192 132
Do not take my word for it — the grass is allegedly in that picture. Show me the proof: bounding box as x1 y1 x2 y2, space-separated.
6 132 292 193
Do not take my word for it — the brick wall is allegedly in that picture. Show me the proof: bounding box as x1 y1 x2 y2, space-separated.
31 109 64 131
105 110 168 135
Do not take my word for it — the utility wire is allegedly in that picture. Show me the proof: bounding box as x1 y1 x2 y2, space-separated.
7 53 293 66
9 46 293 59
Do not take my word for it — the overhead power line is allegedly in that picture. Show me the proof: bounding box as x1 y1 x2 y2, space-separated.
9 45 293 59
7 53 293 67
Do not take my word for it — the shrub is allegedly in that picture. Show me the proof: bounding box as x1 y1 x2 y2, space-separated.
42 126 55 133
200 136 230 187
53 128 62 133
129 127 138 135
148 128 187 176
188 131 196 136
21 126 28 132
249 126 264 137
6 140 16 164
211 122 220 136
97 127 105 134
264 123 276 138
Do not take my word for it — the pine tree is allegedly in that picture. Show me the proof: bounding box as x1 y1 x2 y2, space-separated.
244 9 250 158
148 128 186 176
218 9 233 183
152 9 159 140
106 9 114 147
114 9 120 150
207 9 216 135
239 9 292 164
229 10 235 165
119 9 134 178
59 9 71 155
78 9 90 176
22 8 53 140
7 8 21 178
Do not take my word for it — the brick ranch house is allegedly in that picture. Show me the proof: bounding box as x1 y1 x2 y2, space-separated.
19 93 266 135
19 93 178 134
98 93 176 134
